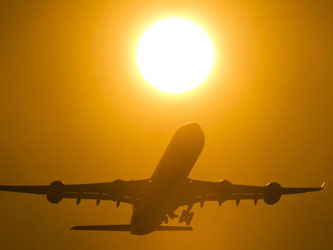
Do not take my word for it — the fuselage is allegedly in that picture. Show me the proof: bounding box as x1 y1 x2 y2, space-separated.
130 122 205 235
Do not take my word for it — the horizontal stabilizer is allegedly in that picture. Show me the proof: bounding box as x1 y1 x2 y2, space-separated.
71 224 193 232
155 226 193 231
71 224 130 231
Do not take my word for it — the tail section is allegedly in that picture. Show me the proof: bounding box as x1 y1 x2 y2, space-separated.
71 225 130 231
155 225 193 231
71 224 192 232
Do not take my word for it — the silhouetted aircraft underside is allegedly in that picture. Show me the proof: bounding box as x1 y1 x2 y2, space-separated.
0 123 324 235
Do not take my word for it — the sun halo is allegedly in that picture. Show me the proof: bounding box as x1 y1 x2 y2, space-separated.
136 18 215 94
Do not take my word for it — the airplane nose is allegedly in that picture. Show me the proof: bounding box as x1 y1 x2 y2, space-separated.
177 122 205 146
182 122 203 132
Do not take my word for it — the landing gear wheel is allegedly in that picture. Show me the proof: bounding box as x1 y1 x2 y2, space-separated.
163 216 169 224
179 210 187 223
168 212 178 219
186 212 194 225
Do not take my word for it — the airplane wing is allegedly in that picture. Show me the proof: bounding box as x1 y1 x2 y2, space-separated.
0 179 151 205
178 179 325 207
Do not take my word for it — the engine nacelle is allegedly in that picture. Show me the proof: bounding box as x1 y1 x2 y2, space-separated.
218 180 232 197
110 179 125 199
46 180 65 204
112 179 125 191
263 182 281 205
113 179 125 186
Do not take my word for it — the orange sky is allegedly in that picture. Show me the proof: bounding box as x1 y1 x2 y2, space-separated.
0 0 332 249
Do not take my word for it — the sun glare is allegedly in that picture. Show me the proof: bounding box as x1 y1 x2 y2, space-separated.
136 18 215 94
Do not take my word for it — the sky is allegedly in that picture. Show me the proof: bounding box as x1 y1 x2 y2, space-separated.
0 0 332 249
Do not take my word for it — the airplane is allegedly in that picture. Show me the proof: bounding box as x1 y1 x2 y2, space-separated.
0 122 324 235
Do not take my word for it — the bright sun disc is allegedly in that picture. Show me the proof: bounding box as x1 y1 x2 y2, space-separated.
136 18 214 94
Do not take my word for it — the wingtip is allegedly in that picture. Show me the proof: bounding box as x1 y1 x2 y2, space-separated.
321 182 326 189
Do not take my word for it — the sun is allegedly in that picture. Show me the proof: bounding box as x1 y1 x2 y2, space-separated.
136 18 215 94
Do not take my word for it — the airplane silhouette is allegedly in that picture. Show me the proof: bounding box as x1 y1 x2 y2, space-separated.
0 123 324 235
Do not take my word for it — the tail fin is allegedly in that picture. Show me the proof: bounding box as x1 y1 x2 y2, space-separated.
71 224 130 231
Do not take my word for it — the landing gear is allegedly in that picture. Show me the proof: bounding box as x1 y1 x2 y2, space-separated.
168 211 178 219
163 216 169 224
179 210 194 225
186 212 194 225
179 210 187 223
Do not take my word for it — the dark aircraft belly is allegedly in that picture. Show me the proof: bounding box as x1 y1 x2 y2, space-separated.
130 192 182 235
130 205 164 235
151 122 205 182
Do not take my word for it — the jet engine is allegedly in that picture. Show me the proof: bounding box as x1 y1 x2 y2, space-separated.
263 182 281 205
46 180 65 204
113 179 125 186
218 180 232 197
112 179 125 194
110 179 125 201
